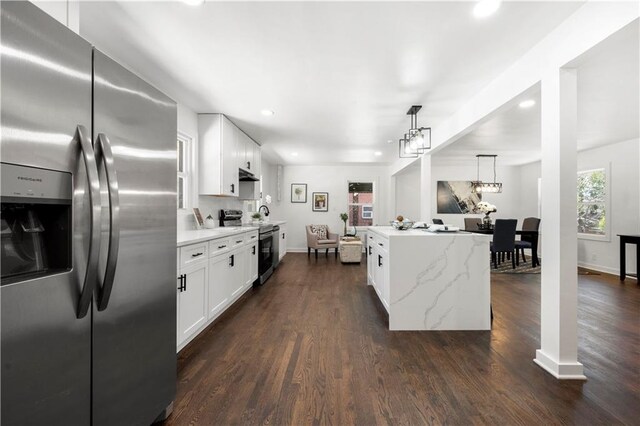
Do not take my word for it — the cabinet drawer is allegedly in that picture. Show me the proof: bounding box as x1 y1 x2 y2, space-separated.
180 242 208 268
230 233 246 248
246 231 259 244
208 237 231 257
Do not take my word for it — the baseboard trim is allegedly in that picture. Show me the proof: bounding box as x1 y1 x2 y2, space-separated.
534 349 587 380
578 261 637 278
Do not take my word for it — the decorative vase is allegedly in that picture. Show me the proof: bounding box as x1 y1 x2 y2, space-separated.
482 213 492 229
343 222 347 236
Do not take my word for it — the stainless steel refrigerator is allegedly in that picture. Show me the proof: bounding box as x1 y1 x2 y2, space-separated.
1 3 177 425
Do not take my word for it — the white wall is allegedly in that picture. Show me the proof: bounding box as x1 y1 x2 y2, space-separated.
395 165 421 221
281 165 391 251
32 1 79 33
517 139 639 275
429 162 522 229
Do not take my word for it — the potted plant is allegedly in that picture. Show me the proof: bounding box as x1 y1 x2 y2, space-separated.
340 212 348 236
251 212 262 224
204 214 216 229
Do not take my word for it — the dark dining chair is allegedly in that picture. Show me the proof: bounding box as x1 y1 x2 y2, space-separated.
515 217 540 264
464 217 481 231
432 218 444 225
491 219 518 269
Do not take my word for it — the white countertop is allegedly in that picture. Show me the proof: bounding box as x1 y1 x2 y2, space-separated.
177 227 258 247
368 226 491 238
177 220 287 247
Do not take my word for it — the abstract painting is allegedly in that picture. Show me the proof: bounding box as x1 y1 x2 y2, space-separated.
437 181 482 214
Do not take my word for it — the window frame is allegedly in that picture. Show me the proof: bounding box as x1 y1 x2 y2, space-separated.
577 165 610 242
347 179 376 228
177 132 193 210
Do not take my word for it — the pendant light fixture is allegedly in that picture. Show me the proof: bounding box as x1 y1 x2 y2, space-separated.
398 105 431 158
472 154 503 193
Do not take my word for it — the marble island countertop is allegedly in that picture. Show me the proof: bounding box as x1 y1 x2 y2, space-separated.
368 226 491 238
177 220 287 247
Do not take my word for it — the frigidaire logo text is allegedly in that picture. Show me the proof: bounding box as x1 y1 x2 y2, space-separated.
17 176 42 182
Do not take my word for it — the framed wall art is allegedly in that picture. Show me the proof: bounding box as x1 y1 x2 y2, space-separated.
312 192 329 212
291 183 307 203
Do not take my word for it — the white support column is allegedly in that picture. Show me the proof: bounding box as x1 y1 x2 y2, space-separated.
534 68 586 380
419 154 432 222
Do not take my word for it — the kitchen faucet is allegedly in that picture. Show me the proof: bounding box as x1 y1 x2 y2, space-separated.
258 205 270 217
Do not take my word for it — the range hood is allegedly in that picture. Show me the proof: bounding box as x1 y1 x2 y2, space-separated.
239 168 259 182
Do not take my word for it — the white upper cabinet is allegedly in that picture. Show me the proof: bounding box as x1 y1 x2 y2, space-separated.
198 114 261 197
198 114 239 196
237 129 259 175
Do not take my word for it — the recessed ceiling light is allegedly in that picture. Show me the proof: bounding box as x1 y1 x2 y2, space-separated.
473 0 501 19
182 0 204 6
519 99 536 109
374 151 383 156
387 140 393 144
260 109 275 116
291 152 298 157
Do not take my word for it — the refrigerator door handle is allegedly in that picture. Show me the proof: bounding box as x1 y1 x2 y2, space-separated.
76 125 101 319
96 133 121 311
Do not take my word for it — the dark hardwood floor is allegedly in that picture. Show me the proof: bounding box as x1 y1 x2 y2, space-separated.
163 253 640 425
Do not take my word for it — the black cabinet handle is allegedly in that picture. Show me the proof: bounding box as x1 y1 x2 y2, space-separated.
282 233 285 239
191 252 203 257
378 255 382 267
236 240 243 244
251 235 256 239
247 161 251 169
252 246 256 255
177 275 184 292
230 183 235 194
218 245 227 249
368 246 372 255
229 254 235 267
183 274 187 291
378 243 383 247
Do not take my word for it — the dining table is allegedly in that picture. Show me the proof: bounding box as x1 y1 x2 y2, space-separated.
467 229 540 268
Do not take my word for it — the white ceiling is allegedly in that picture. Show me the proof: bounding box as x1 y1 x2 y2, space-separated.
78 1 584 165
434 19 639 166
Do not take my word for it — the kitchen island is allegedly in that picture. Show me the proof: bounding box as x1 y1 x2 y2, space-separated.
366 226 492 331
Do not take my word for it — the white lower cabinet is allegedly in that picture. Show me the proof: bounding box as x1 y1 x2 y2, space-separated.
176 260 208 347
278 224 287 261
366 240 374 286
246 240 259 287
228 247 246 299
208 252 233 319
177 230 259 352
367 234 389 312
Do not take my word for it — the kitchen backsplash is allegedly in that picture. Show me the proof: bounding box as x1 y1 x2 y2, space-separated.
177 196 258 232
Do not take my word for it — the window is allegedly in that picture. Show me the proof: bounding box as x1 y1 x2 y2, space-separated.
177 133 191 209
577 168 608 239
348 181 374 227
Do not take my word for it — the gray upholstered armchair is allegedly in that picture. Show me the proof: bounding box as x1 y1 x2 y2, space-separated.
306 225 339 259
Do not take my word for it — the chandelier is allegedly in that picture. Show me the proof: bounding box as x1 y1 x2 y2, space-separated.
399 105 431 158
472 154 503 193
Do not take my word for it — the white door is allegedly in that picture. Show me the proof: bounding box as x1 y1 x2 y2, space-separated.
221 116 239 196
279 225 287 260
367 242 374 285
229 247 246 299
253 143 261 178
245 138 255 173
177 261 208 346
208 253 232 319
247 241 259 287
